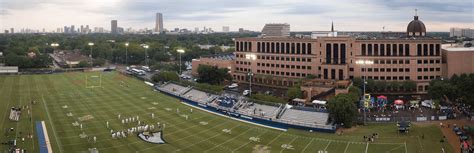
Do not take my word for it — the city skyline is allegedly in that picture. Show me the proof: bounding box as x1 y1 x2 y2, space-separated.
0 0 473 32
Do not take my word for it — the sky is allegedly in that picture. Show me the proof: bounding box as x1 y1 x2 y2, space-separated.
0 0 473 32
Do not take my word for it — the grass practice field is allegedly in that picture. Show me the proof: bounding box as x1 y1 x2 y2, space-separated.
0 72 453 153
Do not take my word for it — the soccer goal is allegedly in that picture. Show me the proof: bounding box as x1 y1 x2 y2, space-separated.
85 73 103 88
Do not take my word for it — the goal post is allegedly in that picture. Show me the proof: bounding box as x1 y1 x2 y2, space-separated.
85 73 103 88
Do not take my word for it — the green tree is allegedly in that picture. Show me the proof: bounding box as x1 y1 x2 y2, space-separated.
287 86 303 100
402 80 416 92
152 71 179 82
197 65 231 85
327 94 357 128
374 81 388 92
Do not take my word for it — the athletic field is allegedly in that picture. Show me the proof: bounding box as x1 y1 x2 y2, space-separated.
0 72 453 153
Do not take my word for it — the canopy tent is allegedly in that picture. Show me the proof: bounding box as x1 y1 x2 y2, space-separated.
312 100 327 105
377 95 387 100
394 100 404 105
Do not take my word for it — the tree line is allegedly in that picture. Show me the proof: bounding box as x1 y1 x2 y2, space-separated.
0 33 257 68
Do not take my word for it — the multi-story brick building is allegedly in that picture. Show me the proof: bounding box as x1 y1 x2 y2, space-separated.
230 14 442 93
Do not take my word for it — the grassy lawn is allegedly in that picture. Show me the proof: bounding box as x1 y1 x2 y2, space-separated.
0 72 453 153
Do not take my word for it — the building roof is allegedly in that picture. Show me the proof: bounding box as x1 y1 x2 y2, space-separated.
442 47 474 52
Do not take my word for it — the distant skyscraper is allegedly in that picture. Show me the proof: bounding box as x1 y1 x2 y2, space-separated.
10 28 14 34
111 20 118 34
71 25 75 33
155 13 164 33
222 26 230 32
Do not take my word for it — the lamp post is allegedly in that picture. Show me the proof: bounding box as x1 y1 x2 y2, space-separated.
141 44 149 67
356 59 373 125
245 54 257 96
177 49 185 76
88 42 94 68
125 42 129 66
50 43 59 51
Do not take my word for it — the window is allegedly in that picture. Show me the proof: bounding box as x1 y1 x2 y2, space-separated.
380 44 385 56
302 43 306 54
423 44 428 56
417 60 422 64
333 43 339 64
368 44 372 56
418 76 422 80
435 44 440 56
405 60 410 64
308 43 312 54
417 44 422 56
387 44 391 56
399 44 403 56
405 68 410 72
296 43 301 54
326 44 332 63
341 44 346 64
374 68 379 72
405 44 410 56
368 68 373 72
257 42 261 52
374 44 379 56
381 68 385 72
393 44 397 56
291 43 295 54
361 44 366 56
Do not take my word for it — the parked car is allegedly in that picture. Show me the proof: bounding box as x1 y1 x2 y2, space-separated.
421 100 436 109
243 90 250 96
227 83 238 89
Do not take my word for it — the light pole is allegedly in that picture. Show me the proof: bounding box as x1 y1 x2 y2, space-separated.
88 42 94 68
125 42 129 66
141 44 149 67
245 54 257 96
177 49 185 76
50 43 59 51
356 59 373 125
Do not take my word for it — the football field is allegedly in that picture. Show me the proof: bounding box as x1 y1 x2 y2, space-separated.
0 72 453 153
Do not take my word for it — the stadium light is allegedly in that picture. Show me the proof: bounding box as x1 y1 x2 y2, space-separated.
177 49 185 75
355 59 373 125
88 42 94 68
245 53 257 96
141 44 149 66
125 42 129 66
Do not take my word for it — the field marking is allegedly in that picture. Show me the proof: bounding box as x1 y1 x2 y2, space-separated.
137 120 232 152
405 142 408 153
324 141 332 151
386 144 405 153
203 127 253 153
365 142 369 153
417 136 424 151
279 136 298 153
42 95 63 153
266 132 284 146
344 142 350 153
301 138 315 153
231 130 268 152
173 124 241 153
0 78 13 142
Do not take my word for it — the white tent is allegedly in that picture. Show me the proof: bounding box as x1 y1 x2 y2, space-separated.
312 100 327 105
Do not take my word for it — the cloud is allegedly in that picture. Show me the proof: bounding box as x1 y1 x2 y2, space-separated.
1 0 472 32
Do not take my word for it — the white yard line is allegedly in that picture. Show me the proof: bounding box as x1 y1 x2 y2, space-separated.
365 142 369 153
344 142 350 153
42 95 63 153
324 141 332 151
417 136 424 151
204 127 253 153
405 142 408 153
301 138 315 153
386 144 405 153
266 132 284 146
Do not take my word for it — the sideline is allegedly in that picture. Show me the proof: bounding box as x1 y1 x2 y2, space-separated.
42 95 63 153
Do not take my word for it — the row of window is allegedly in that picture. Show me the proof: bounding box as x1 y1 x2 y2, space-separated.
361 68 410 73
361 44 410 56
256 69 310 77
236 61 251 65
233 75 297 87
256 42 312 55
417 75 441 80
236 41 252 52
257 55 312 62
256 63 312 70
325 43 347 64
417 67 441 72
361 76 411 81
417 44 441 56
417 59 441 64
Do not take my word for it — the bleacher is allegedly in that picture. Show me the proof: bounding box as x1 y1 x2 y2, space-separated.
238 103 280 119
158 83 192 96
155 82 334 131
183 89 217 104
279 108 329 128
